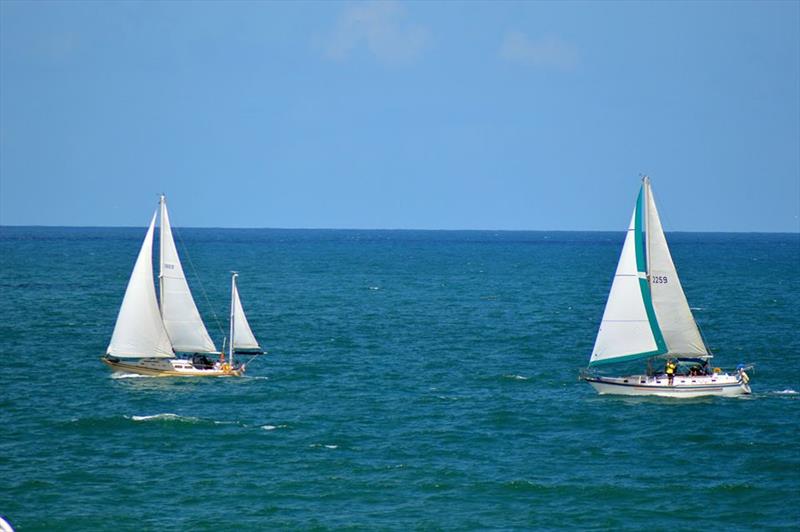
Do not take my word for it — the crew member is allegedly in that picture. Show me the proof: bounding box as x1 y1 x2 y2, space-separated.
665 359 677 385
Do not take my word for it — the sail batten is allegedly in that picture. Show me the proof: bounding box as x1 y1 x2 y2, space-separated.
159 198 218 354
107 212 174 359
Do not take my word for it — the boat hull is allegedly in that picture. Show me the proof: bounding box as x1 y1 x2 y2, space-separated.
584 374 750 398
102 357 242 377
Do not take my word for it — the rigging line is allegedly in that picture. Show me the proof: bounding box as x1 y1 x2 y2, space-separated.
172 224 226 338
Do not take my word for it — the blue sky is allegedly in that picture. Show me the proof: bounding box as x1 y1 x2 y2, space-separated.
1 0 798 231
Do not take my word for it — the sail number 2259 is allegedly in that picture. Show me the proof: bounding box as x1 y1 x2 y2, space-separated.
651 275 668 284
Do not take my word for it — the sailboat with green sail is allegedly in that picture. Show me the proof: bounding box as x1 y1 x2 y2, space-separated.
582 177 751 397
102 195 263 377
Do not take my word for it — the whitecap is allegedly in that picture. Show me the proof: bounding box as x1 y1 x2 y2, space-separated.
504 374 529 381
260 424 288 430
130 413 200 423
368 286 380 291
309 443 338 449
774 389 798 395
213 420 239 425
111 373 150 379
131 413 180 421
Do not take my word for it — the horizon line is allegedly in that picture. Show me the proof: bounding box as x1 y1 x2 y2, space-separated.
1 224 798 235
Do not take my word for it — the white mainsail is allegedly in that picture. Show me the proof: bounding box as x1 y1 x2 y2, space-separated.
645 185 709 357
589 195 664 366
107 212 174 358
231 275 260 352
158 197 218 354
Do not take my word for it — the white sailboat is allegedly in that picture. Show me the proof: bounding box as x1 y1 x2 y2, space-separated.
582 177 751 397
103 196 263 377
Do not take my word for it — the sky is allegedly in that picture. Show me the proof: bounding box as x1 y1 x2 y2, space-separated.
1 0 798 232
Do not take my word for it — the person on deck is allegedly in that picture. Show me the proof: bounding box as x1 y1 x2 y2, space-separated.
665 359 677 385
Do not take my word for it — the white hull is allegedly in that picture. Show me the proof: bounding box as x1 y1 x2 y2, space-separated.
102 357 242 377
585 373 750 398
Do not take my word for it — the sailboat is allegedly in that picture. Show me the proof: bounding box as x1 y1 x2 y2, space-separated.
103 196 263 377
582 177 751 397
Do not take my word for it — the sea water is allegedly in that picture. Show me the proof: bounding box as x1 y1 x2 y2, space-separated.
0 227 798 530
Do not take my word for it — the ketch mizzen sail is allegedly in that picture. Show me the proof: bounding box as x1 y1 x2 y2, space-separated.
231 275 261 353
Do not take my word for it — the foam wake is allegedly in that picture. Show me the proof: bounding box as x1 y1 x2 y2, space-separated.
129 413 202 423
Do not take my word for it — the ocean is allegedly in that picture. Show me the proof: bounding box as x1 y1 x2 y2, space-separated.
0 227 798 530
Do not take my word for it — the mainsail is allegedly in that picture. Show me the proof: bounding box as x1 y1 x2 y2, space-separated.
107 212 174 358
589 178 706 367
158 197 218 354
645 185 709 357
231 274 261 352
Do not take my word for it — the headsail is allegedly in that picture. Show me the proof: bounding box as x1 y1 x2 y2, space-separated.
159 197 218 354
589 184 667 367
231 275 261 352
645 183 709 357
107 212 174 358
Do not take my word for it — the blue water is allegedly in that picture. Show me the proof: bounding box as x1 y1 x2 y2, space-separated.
1 227 798 530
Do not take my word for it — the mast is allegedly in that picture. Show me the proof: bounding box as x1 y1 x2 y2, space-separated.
158 194 165 314
643 176 651 278
229 272 237 366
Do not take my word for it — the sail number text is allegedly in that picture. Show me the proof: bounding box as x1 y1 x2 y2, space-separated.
651 275 668 284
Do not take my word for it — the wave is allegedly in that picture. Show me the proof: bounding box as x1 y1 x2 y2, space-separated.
309 443 338 449
260 424 288 431
773 389 798 395
111 373 151 379
503 374 529 381
130 413 249 427
130 413 199 422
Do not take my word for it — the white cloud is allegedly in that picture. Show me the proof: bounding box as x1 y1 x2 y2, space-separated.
324 1 429 65
500 31 579 71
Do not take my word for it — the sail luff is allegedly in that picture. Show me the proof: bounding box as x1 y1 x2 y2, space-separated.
645 176 652 276
159 195 165 315
228 273 236 366
158 198 218 354
107 211 174 358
